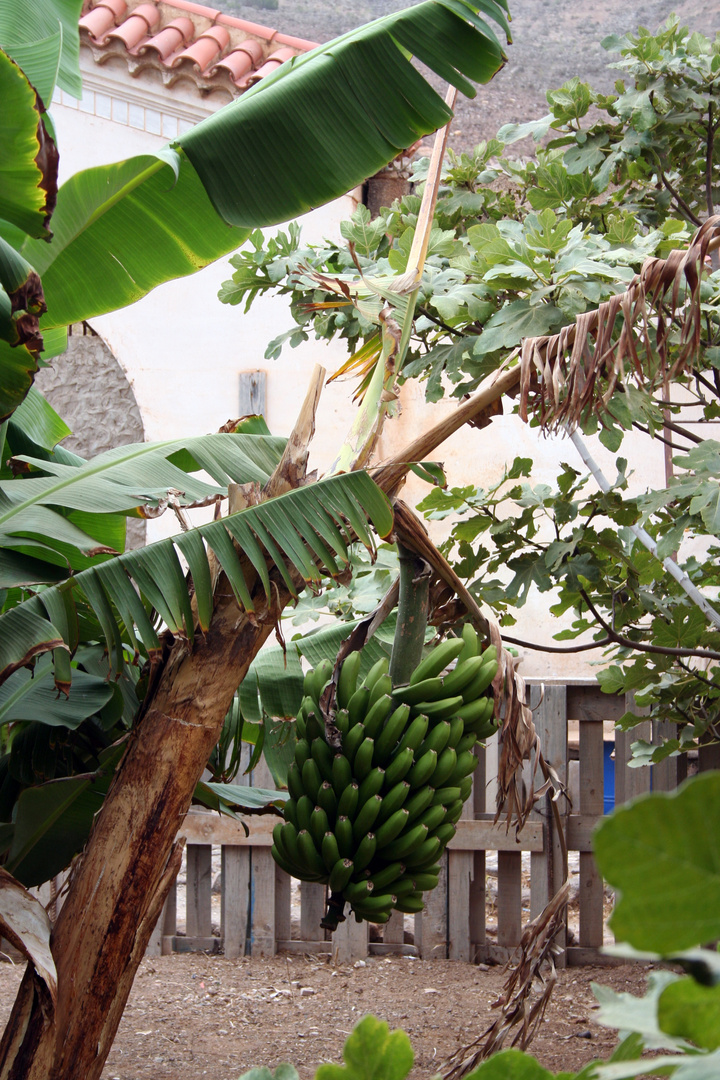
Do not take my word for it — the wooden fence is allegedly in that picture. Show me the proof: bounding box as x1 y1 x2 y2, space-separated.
148 680 710 966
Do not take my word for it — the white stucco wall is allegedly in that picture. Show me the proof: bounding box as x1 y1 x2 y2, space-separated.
49 55 670 680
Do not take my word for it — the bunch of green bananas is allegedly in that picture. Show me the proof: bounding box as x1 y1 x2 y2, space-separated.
271 623 498 926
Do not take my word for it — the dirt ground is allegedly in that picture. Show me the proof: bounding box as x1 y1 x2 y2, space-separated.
0 953 654 1079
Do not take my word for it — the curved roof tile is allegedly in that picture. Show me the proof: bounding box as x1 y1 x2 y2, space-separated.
79 0 318 95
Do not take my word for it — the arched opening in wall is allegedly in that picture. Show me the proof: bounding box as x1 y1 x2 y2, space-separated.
34 322 147 549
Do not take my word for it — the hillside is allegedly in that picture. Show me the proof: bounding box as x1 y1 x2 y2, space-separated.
224 0 718 152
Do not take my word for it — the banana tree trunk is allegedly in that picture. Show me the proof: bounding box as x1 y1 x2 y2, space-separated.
0 369 326 1080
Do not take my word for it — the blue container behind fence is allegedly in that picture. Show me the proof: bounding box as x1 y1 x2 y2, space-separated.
603 740 615 814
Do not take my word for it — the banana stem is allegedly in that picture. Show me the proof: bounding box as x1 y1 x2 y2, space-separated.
389 541 431 688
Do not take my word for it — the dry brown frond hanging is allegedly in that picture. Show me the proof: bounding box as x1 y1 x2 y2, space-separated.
518 215 720 432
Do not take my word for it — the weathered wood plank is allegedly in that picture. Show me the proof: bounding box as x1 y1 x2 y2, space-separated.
221 846 250 958
497 851 522 948
566 946 626 967
332 914 368 963
181 812 276 846
250 849 276 957
416 851 447 960
616 694 651 805
165 935 219 954
300 882 326 942
447 818 543 852
566 684 627 724
579 719 604 949
448 851 473 961
383 909 405 946
470 743 487 955
275 866 292 945
186 844 212 938
534 683 568 965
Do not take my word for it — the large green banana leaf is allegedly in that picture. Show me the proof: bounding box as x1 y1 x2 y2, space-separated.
0 430 286 578
17 0 509 334
0 470 393 686
0 0 83 104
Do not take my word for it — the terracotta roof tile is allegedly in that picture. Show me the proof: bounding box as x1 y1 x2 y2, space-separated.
79 0 318 96
135 16 194 58
79 0 129 42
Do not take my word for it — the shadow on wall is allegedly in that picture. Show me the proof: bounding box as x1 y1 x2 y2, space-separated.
35 323 147 550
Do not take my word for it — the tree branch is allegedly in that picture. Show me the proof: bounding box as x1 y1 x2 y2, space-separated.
659 168 703 226
579 587 720 660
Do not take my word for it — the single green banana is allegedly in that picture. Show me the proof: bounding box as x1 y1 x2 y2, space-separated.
358 766 385 807
417 803 447 834
296 794 314 834
391 677 445 707
337 651 362 710
441 654 485 697
368 673 393 712
396 713 429 756
363 694 394 740
456 622 479 665
294 738 310 770
411 871 440 891
286 762 304 801
304 711 325 744
389 875 416 898
403 835 442 870
310 805 329 847
457 696 493 728
407 748 437 789
305 658 333 704
431 785 462 807
271 843 301 880
417 720 451 760
337 781 359 819
352 793 382 841
380 822 429 861
342 722 366 768
446 749 478 786
295 705 307 740
447 715 465 750
347 685 371 728
280 821 303 866
377 779 410 822
335 816 353 859
429 747 457 789
480 644 497 664
283 798 299 830
455 732 478 757
375 808 410 848
334 708 350 738
311 737 334 783
475 718 499 742
461 658 498 703
317 781 338 821
404 784 435 823
353 831 377 873
394 893 425 914
373 703 411 766
368 862 405 891
301 758 322 803
344 877 374 903
409 638 464 685
383 746 415 788
361 657 390 693
297 829 326 877
431 822 456 848
332 753 353 799
352 737 375 783
459 776 473 802
352 905 391 924
322 831 341 872
410 695 464 722
351 893 394 916
329 857 354 892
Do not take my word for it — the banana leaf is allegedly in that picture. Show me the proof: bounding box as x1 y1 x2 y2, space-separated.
0 470 393 687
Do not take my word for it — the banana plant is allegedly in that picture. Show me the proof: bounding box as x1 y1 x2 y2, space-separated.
0 0 511 421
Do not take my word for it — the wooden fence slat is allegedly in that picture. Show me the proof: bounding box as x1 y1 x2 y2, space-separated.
275 866 292 944
250 849 276 957
416 851 447 959
221 846 250 958
332 913 368 963
300 881 326 942
534 683 568 965
186 844 212 938
579 717 604 948
383 910 405 946
497 851 522 948
470 742 487 956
